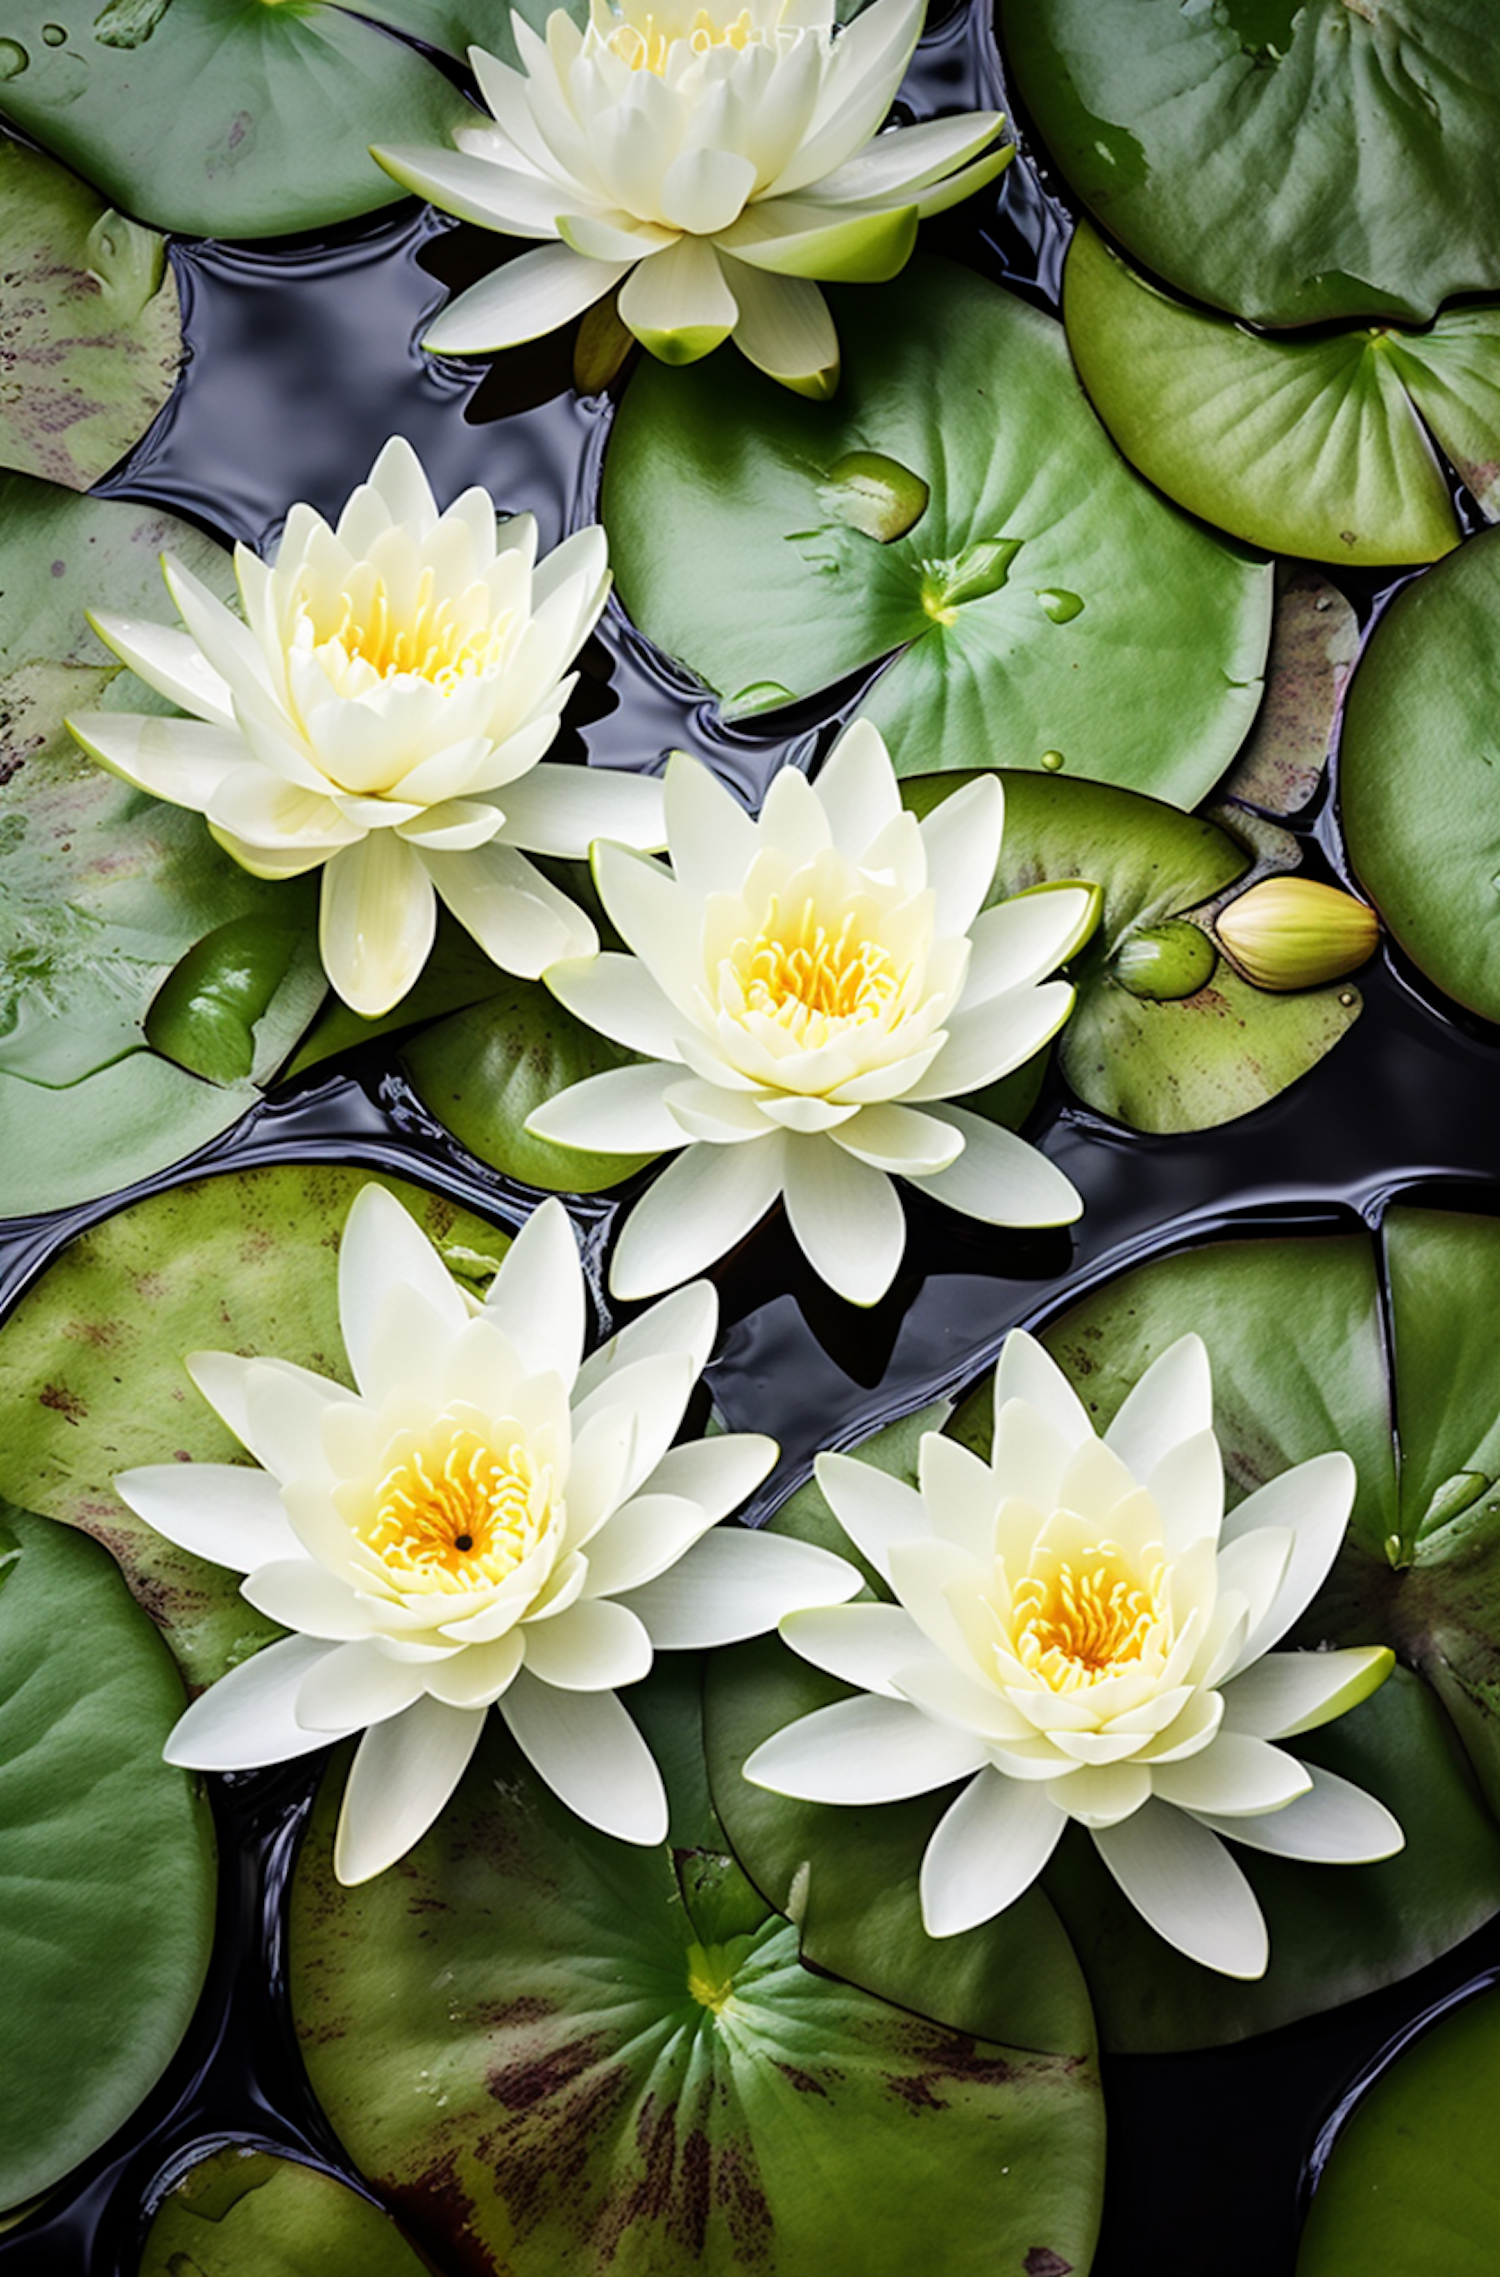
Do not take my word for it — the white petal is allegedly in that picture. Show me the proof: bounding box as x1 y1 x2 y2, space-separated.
1144 1430 1224 1553
618 235 738 361
240 1558 368 1639
782 1134 905 1307
1104 1334 1214 1478
990 1397 1073 1518
543 951 684 1060
992 1329 1094 1449
425 242 633 354
743 1692 989 1804
68 711 251 812
723 259 839 396
908 982 1075 1101
658 144 757 234
185 1351 352 1465
333 1697 487 1883
618 1527 858 1647
319 834 436 1017
424 1631 526 1708
579 1490 718 1597
608 1136 785 1299
1190 1764 1404 1864
425 839 597 975
484 1196 586 1385
499 1668 668 1842
779 1601 928 1698
372 142 565 237
521 1596 654 1689
569 1350 697 1501
113 1463 301 1571
1091 1800 1270 1977
912 1105 1083 1226
663 751 761 899
636 1430 777 1521
1219 1452 1358 1674
86 611 235 727
811 719 901 854
526 1059 686 1154
494 763 666 858
920 1769 1067 1937
916 773 1003 938
1151 1731 1312 1818
164 1636 349 1770
296 1640 433 1732
813 1448 928 1586
830 1102 964 1176
573 1279 718 1402
1219 1647 1394 1741
338 1183 469 1401
918 1432 999 1560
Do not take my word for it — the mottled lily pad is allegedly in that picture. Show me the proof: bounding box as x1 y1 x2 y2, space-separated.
0 1163 510 1691
1001 0 1500 325
289 1683 1104 2277
1220 566 1358 817
0 477 325 1215
1296 1982 1500 2275
0 1504 216 2214
0 135 180 491
904 771 1360 1132
140 2149 430 2277
1340 525 1500 1022
0 0 470 240
1064 225 1500 565
1008 1205 1500 2048
604 258 1272 807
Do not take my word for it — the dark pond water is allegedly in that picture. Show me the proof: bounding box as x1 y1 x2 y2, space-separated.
5 3 1500 2269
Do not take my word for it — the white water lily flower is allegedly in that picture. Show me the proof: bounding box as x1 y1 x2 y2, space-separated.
526 722 1096 1306
114 1185 857 1883
68 436 665 1016
745 1329 1403 1977
374 0 1011 397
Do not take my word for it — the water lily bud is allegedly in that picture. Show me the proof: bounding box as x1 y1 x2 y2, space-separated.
1111 918 1218 1002
1215 877 1378 992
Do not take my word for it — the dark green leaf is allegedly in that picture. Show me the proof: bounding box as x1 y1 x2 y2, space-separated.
140 2149 430 2277
604 258 1272 806
1002 0 1500 325
0 1505 216 2213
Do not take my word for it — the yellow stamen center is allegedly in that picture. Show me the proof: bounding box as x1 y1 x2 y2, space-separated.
313 567 508 695
361 1421 554 1595
730 895 901 1046
1011 1541 1164 1692
607 5 757 69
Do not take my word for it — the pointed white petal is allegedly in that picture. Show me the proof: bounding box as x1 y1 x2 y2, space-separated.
164 1636 349 1770
114 1463 301 1571
722 258 838 397
319 834 436 1017
618 236 738 363
780 1601 930 1697
920 1768 1067 1937
916 774 1003 938
521 1596 654 1689
240 1558 368 1639
1104 1334 1214 1477
813 1448 928 1586
526 1060 686 1154
425 243 633 355
743 1692 989 1803
333 1697 487 1883
1190 1763 1404 1863
499 1668 668 1842
619 1527 858 1647
425 839 597 976
338 1183 469 1401
1091 1800 1269 1977
296 1639 433 1732
1219 1647 1394 1740
918 1433 999 1560
1219 1452 1358 1674
494 763 665 858
543 951 685 1060
484 1196 586 1385
662 750 761 899
912 1106 1082 1226
1150 1730 1311 1818
992 1329 1094 1449
782 1134 905 1306
608 1136 785 1299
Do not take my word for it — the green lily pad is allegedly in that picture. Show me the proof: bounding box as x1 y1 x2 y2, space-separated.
1340 525 1500 1022
288 1684 1104 2277
0 1503 216 2214
903 771 1361 1132
1064 225 1500 566
0 0 470 240
0 135 179 491
0 476 327 1215
1296 1982 1500 2275
0 1163 510 1691
1005 1207 1500 2048
1000 0 1500 326
603 258 1272 807
1220 566 1358 817
140 2149 431 2277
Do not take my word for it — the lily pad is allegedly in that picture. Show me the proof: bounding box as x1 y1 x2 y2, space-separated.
0 1163 510 1691
0 476 326 1215
603 258 1272 807
140 2149 431 2277
1064 225 1500 566
0 0 470 241
0 1503 216 2214
1220 566 1358 817
288 1687 1105 2277
904 770 1361 1132
1001 0 1500 326
1296 1982 1500 2275
1340 525 1500 1022
0 135 180 491
1009 1206 1500 2048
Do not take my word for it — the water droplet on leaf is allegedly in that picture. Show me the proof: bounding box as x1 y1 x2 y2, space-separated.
0 38 28 75
1036 588 1084 623
818 451 929 544
1040 748 1066 772
41 22 66 44
1111 919 1218 1001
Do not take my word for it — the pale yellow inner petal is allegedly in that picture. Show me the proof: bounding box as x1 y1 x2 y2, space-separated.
726 893 904 1047
1009 1539 1168 1693
360 1418 556 1595
308 567 511 696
